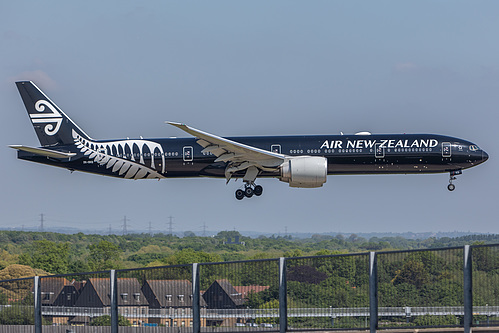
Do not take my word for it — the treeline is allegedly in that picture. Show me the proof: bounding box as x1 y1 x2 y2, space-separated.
0 230 499 276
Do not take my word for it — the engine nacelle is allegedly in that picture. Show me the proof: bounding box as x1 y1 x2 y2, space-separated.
279 156 327 188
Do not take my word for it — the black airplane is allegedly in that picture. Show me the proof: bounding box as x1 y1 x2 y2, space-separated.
11 81 488 200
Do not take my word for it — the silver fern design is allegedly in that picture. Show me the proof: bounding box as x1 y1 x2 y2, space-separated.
72 130 166 179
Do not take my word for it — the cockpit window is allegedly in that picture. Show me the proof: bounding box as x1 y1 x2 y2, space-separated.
469 145 479 151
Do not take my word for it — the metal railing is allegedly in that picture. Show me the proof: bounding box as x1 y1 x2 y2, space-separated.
0 244 498 332
33 305 499 319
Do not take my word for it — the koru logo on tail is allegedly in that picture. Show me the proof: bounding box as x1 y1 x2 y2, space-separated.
30 100 63 136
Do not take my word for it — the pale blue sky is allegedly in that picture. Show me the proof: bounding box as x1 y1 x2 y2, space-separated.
1 1 497 235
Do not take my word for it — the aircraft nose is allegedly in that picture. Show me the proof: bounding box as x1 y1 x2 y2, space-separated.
482 150 489 162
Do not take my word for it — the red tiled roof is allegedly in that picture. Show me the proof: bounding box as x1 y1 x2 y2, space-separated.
234 285 270 297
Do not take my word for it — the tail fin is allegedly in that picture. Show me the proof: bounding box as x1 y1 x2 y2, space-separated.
16 81 92 147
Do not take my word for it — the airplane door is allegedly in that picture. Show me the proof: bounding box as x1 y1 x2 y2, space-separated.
271 144 281 154
375 143 385 158
442 142 451 158
183 146 193 162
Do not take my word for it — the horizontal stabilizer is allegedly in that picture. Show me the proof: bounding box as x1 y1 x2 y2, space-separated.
9 145 76 159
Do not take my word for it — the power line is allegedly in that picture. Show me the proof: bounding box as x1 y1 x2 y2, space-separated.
201 222 208 237
39 214 44 232
122 216 130 235
167 216 174 236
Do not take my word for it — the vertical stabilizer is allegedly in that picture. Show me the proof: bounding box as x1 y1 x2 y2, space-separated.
16 81 92 147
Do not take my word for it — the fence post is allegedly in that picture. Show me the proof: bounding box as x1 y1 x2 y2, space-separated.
279 257 287 333
464 245 472 333
110 270 118 333
192 263 201 333
369 252 378 333
34 276 42 333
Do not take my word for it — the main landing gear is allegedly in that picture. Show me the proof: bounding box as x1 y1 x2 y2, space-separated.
233 165 264 200
235 183 263 200
447 170 462 191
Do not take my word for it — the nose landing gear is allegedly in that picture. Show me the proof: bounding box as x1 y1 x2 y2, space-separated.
447 170 462 191
235 183 264 200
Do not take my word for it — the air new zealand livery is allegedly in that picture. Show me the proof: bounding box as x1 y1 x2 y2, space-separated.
11 81 488 200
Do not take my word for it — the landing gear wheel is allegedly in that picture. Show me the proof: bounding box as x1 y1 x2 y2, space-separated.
447 170 461 192
254 185 263 196
244 187 254 198
235 189 245 200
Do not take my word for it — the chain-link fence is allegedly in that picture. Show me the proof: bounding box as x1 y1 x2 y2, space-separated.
117 264 192 330
199 259 279 332
0 244 498 332
472 244 499 327
0 276 34 333
377 247 464 329
286 253 370 330
39 270 111 333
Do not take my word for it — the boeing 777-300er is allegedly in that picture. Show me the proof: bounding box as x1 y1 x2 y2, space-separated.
10 81 488 200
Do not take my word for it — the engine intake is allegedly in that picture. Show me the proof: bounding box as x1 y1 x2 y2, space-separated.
280 156 327 188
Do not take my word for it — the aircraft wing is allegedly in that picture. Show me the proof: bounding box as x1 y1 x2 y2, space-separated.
167 122 285 169
9 145 76 159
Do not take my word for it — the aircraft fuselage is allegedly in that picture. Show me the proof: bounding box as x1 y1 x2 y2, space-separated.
17 133 487 179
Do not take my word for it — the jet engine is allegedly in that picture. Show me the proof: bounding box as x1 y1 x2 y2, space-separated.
279 156 327 188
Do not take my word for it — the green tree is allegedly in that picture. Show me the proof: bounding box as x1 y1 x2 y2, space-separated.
215 230 242 240
90 314 131 326
0 292 7 305
127 253 168 266
379 281 421 307
420 280 462 306
284 249 303 257
287 265 327 284
392 259 430 289
162 248 221 265
395 282 420 306
378 282 398 306
315 253 356 283
245 290 265 308
67 259 90 275
19 240 69 274
88 240 121 271
473 245 499 273
0 249 18 270
0 306 34 324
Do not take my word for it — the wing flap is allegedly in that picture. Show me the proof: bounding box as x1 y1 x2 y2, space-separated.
196 139 211 148
9 145 76 159
202 145 227 156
